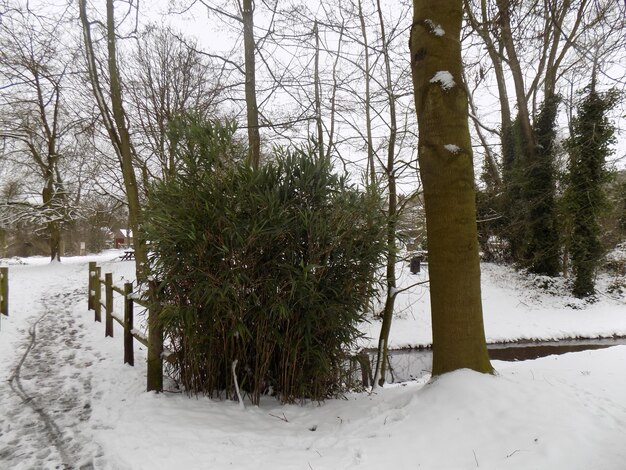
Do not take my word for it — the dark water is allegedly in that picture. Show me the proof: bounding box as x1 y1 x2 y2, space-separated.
357 338 626 385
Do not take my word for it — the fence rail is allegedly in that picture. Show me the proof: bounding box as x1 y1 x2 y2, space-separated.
88 262 164 392
0 267 8 317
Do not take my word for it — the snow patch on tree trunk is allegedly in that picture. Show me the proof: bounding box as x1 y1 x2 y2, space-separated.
430 71 455 90
444 144 461 154
424 19 445 36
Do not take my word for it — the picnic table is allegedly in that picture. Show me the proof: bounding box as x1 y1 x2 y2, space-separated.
121 250 135 261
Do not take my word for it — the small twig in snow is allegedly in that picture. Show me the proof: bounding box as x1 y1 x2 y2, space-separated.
269 412 289 422
473 450 479 467
507 449 521 458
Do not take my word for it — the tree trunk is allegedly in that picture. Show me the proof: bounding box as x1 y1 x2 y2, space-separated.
357 0 375 186
325 23 344 163
410 0 492 375
0 229 6 258
104 0 149 282
42 183 61 262
496 0 536 162
464 0 509 188
242 0 260 169
79 0 148 283
313 20 324 161
373 0 398 388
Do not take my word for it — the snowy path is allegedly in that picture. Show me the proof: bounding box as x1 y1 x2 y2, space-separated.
0 263 104 470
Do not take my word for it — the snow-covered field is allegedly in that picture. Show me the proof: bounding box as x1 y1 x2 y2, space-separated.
1 251 625 469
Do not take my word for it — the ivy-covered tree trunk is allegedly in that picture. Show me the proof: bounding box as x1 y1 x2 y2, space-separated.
524 95 561 276
501 117 526 263
566 81 617 298
410 0 492 375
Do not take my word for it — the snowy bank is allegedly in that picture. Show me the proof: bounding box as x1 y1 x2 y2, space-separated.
360 262 626 349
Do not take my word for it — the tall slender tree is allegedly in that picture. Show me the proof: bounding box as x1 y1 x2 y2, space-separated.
241 0 261 168
410 0 492 375
79 0 161 391
78 0 148 281
372 0 399 387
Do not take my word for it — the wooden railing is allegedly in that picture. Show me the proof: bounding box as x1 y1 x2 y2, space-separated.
0 267 7 317
88 262 165 392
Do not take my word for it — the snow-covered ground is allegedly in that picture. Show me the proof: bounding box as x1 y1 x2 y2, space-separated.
1 251 625 469
361 260 626 349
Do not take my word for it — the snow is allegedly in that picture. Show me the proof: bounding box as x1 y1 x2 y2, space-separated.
444 144 461 154
430 71 456 90
1 251 625 469
361 261 626 350
424 19 445 37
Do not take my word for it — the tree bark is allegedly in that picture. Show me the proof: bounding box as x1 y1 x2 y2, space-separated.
241 0 261 168
410 0 492 375
313 20 324 161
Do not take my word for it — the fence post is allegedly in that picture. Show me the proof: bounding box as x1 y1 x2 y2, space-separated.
123 282 134 366
105 273 113 337
0 267 8 316
94 266 102 322
146 280 163 392
88 261 96 311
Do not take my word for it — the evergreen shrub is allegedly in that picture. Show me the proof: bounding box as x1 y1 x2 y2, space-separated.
144 120 386 404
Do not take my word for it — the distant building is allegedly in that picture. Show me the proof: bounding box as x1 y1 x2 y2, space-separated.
113 229 133 248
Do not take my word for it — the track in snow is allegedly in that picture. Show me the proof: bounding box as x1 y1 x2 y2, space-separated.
0 286 105 469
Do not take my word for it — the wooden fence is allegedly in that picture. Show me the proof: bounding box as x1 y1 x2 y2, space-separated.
88 262 165 392
0 267 7 317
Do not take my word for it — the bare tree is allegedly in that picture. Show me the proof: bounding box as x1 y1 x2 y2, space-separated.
0 5 80 261
126 25 221 184
181 0 265 167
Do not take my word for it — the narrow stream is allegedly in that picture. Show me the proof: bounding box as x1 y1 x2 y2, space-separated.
358 338 626 385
